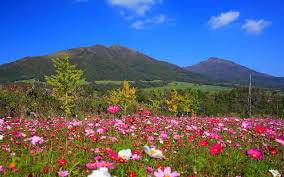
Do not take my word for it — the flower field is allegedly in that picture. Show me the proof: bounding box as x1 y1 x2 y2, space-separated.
0 115 283 177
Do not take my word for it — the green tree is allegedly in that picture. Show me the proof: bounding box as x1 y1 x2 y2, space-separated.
45 54 85 116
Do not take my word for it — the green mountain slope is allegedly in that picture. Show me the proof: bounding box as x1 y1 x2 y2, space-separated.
0 45 213 84
184 57 284 89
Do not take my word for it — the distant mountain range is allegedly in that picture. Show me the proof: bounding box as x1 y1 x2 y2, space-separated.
0 45 214 84
184 57 284 89
0 45 283 89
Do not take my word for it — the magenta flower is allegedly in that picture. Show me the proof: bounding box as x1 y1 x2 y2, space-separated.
154 167 180 177
275 137 284 147
97 161 115 169
247 148 263 159
57 170 68 177
210 144 222 155
86 162 99 169
107 105 120 113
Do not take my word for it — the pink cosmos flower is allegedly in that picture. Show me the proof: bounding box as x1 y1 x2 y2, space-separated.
198 140 208 147
107 105 120 113
247 148 263 159
173 135 180 140
97 128 105 134
210 144 222 155
276 137 284 147
241 122 251 129
30 136 44 146
131 154 141 160
57 170 68 177
86 162 99 169
154 167 180 177
97 161 115 169
148 136 154 141
160 133 168 139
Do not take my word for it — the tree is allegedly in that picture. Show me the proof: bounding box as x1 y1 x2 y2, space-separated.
45 54 85 116
165 89 181 114
108 80 136 115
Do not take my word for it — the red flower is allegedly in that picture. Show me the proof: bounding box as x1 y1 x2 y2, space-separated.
211 119 218 124
270 149 278 156
128 172 136 177
108 152 118 161
91 137 98 143
198 140 208 147
44 167 49 173
255 125 266 133
210 144 222 155
58 158 67 166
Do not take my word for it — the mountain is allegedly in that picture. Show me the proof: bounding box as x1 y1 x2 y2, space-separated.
184 57 284 89
0 45 214 84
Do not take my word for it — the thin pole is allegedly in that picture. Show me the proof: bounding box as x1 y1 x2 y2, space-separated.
248 74 252 117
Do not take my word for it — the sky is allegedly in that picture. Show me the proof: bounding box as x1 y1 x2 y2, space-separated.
1 0 284 76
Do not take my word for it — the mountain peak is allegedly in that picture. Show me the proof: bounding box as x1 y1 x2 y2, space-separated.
184 57 281 87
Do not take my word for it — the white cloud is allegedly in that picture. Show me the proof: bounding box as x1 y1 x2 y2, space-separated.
208 11 240 29
108 0 162 16
242 19 271 34
131 20 144 29
131 14 166 29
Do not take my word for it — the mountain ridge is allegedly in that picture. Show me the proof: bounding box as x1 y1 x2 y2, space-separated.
0 45 214 85
184 57 284 88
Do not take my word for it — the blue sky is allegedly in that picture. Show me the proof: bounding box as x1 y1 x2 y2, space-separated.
1 0 284 76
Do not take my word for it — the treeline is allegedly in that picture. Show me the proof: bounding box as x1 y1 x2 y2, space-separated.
0 83 283 119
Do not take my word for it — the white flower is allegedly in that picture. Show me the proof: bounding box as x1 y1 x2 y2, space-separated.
118 149 132 160
0 135 3 140
88 167 111 177
269 169 281 177
143 145 164 159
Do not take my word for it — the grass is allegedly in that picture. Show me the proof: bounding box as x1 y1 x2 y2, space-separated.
95 80 162 85
143 81 233 93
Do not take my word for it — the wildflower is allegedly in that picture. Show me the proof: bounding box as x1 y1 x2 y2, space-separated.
0 165 3 172
144 145 164 159
44 167 49 173
0 135 3 140
107 105 120 113
98 161 115 169
118 149 132 160
131 154 141 160
254 125 266 133
85 162 94 170
270 149 278 156
88 167 111 177
7 162 16 169
269 169 281 177
198 140 208 147
57 170 68 177
247 149 263 159
58 158 67 166
241 122 251 129
154 167 180 177
209 144 222 155
30 136 44 146
129 172 136 177
146 166 154 173
275 137 284 147
173 135 180 140
108 152 118 161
